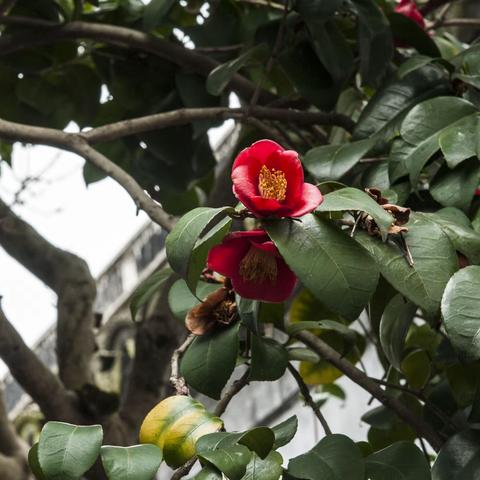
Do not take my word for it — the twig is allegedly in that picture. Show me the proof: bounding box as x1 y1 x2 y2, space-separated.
170 334 195 395
171 369 251 480
287 363 332 435
295 330 444 451
398 232 414 267
431 18 480 29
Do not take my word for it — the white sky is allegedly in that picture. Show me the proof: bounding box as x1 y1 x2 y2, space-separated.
0 145 148 346
0 124 230 348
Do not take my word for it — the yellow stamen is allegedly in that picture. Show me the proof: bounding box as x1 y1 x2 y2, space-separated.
239 247 277 284
258 165 287 201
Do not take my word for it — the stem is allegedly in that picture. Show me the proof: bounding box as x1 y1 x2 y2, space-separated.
170 334 195 395
295 330 444 451
287 363 332 436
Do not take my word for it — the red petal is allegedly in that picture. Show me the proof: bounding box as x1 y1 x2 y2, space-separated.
243 196 284 217
230 254 296 303
249 239 278 255
232 139 283 170
288 183 323 218
207 236 250 278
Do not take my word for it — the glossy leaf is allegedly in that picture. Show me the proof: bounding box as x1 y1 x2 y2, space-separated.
379 294 416 371
181 323 240 399
430 159 480 211
303 138 375 182
366 441 431 479
432 430 480 480
400 97 477 186
441 266 480 360
354 65 449 141
242 451 283 480
143 0 176 31
139 396 223 469
28 444 47 480
37 422 103 480
287 434 365 480
250 335 288 382
100 445 162 480
356 213 458 316
165 207 232 294
196 432 252 480
265 214 379 320
316 187 394 238
427 209 480 264
271 416 298 448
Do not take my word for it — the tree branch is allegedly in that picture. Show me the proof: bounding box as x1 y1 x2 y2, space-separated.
0 196 96 391
84 107 354 143
287 363 332 436
0 119 175 231
431 18 480 29
0 303 82 422
0 16 276 105
295 330 444 452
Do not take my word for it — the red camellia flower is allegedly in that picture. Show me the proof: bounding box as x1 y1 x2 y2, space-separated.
231 139 323 218
395 0 425 29
207 230 296 303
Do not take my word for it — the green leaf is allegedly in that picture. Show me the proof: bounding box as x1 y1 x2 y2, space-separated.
206 44 268 96
28 444 47 480
241 451 283 480
438 113 479 168
427 208 480 264
193 465 222 480
101 445 162 480
379 294 416 371
397 55 438 79
265 214 379 320
366 441 431 480
237 296 259 333
351 0 393 86
287 434 365 480
356 213 458 316
401 349 431 390
196 433 252 480
181 323 240 399
38 422 103 480
389 12 441 57
250 336 288 381
400 97 477 186
316 187 394 239
168 280 221 321
354 65 449 141
143 0 175 31
235 428 275 460
303 138 375 182
430 158 480 211
271 416 298 448
441 266 480 361
130 266 173 321
432 430 480 480
188 216 232 294
166 207 232 295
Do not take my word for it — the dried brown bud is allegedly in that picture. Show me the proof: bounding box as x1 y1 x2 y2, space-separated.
364 188 411 236
185 287 237 335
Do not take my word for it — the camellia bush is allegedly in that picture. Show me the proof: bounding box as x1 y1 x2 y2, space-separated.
0 0 480 479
